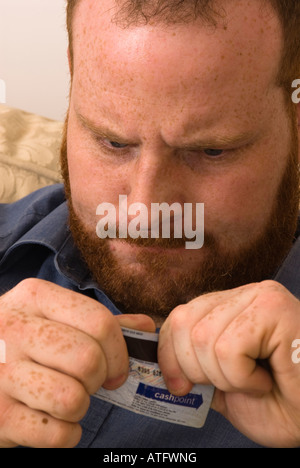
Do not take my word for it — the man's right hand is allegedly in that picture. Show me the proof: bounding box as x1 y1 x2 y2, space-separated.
0 278 155 448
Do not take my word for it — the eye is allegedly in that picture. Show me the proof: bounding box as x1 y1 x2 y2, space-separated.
203 149 224 157
107 140 128 149
94 135 132 157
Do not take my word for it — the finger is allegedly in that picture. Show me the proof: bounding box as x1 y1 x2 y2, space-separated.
160 305 212 385
158 320 194 396
9 278 120 339
19 316 107 394
116 314 157 333
157 292 237 392
2 360 90 422
6 279 130 387
191 283 279 393
212 311 274 393
189 303 250 392
158 284 263 393
0 396 82 448
101 314 157 390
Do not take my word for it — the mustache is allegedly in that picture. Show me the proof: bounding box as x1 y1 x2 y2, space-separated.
103 225 215 249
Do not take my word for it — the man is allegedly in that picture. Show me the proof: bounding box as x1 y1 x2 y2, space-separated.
0 0 299 448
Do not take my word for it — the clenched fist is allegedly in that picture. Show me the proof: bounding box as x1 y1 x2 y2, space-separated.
0 278 155 448
158 280 300 447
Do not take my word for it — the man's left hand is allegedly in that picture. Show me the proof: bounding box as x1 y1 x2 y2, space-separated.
158 280 300 447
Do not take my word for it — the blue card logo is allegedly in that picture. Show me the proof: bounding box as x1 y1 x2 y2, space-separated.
136 383 203 409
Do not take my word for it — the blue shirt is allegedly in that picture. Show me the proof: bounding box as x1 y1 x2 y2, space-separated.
1 184 299 448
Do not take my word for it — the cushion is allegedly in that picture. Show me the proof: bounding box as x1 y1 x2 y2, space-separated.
0 104 63 203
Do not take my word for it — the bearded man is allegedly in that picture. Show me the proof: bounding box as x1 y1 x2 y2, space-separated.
0 0 299 448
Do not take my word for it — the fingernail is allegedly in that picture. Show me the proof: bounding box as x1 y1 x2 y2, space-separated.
103 373 127 390
165 377 192 395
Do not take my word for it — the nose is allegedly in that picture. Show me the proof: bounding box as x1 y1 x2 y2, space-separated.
126 146 186 210
122 147 188 236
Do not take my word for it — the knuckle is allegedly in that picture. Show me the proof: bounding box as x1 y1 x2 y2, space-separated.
76 340 103 379
214 336 231 362
95 312 117 340
15 278 41 298
54 380 89 421
169 305 187 331
259 280 287 298
257 280 290 309
260 279 283 290
191 321 209 351
2 278 41 315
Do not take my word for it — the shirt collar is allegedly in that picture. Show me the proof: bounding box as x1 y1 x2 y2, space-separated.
0 202 69 269
0 198 92 287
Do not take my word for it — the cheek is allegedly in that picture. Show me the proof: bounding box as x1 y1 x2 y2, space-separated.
203 162 281 244
66 123 125 227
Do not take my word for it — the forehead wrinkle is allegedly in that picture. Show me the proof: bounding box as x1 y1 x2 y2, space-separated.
73 0 283 85
71 0 284 145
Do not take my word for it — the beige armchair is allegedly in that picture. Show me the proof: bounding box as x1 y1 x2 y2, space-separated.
0 104 63 204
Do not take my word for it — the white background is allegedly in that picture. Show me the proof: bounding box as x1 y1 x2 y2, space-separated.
0 0 70 121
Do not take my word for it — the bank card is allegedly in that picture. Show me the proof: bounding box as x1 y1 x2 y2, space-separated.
94 327 214 428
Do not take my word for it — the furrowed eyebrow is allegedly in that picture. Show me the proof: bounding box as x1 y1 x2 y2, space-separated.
76 111 130 143
76 109 258 149
177 131 258 150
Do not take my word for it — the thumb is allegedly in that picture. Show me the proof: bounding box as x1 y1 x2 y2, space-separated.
116 313 157 333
